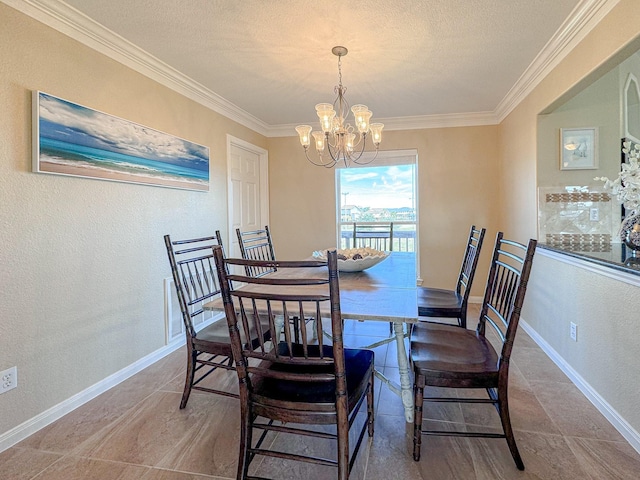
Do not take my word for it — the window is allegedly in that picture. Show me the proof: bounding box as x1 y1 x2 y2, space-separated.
336 152 418 252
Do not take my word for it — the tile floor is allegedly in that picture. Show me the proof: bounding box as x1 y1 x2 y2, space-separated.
2 309 640 479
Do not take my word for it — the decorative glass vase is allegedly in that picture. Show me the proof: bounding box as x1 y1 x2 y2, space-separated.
624 223 640 255
620 210 640 254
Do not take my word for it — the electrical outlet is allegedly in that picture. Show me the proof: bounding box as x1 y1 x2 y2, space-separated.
590 208 599 221
1 366 17 393
570 322 577 342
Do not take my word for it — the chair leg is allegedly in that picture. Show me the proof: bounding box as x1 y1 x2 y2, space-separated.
180 344 197 409
413 373 425 461
367 370 375 437
498 390 525 470
459 308 467 329
237 404 253 480
337 413 350 480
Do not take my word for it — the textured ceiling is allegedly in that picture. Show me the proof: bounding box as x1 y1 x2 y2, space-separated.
61 0 582 128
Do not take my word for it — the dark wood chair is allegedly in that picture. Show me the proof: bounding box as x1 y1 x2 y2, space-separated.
353 222 394 251
417 225 486 328
236 226 277 278
213 247 375 480
410 233 536 470
164 232 238 407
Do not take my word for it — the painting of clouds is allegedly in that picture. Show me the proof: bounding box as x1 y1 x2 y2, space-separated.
33 91 209 191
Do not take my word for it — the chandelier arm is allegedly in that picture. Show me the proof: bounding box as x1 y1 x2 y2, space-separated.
302 146 338 168
352 146 380 166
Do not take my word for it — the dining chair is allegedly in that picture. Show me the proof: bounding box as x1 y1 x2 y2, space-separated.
410 233 536 470
417 225 486 328
236 226 277 277
164 232 238 407
237 225 314 341
213 247 375 480
353 222 394 251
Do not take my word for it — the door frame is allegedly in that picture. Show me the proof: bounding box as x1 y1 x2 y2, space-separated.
335 148 421 284
226 135 269 253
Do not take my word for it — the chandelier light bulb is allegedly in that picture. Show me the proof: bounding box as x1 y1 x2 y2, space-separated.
295 125 312 148
312 131 326 152
370 123 384 145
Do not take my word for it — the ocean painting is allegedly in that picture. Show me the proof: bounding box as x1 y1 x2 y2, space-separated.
33 91 209 191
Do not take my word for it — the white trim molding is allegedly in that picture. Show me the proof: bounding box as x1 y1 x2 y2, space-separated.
520 318 640 455
495 0 621 122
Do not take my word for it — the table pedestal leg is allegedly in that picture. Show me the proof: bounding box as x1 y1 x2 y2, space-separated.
393 321 414 423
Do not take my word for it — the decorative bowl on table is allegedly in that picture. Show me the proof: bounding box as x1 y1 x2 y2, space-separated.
312 247 390 272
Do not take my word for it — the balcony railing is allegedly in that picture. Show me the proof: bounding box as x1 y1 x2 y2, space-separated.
339 221 416 252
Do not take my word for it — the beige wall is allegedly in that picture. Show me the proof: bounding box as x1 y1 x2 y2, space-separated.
268 126 501 291
500 0 640 441
0 4 266 436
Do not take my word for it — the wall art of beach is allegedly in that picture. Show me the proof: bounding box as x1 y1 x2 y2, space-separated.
33 92 210 191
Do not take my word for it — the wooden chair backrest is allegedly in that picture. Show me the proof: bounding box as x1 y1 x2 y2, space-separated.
236 226 277 277
477 233 537 373
213 247 347 401
455 225 486 301
164 232 224 338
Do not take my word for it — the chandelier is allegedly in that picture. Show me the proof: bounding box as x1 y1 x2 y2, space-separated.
295 46 384 168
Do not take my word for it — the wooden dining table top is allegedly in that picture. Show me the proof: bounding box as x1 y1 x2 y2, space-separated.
203 251 418 323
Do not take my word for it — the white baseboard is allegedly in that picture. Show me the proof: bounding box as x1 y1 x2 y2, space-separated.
0 339 183 453
519 319 640 455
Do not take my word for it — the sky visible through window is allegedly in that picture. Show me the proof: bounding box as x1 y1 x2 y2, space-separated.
339 165 415 210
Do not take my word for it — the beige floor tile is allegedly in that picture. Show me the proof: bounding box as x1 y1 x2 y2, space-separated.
72 391 212 466
0 447 62 480
457 384 561 436
155 396 240 477
411 383 466 425
140 468 227 479
17 377 158 454
470 431 591 480
508 361 534 393
512 347 572 384
367 415 477 480
250 423 360 480
31 455 151 480
531 381 625 442
565 436 640 479
514 329 539 349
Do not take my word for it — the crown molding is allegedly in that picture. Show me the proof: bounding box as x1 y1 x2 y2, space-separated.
2 0 270 136
3 0 620 136
267 111 500 138
495 0 621 123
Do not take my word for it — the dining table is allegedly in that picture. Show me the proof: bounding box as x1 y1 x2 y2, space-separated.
203 251 419 422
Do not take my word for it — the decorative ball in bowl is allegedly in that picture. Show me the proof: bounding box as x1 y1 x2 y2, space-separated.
312 247 390 272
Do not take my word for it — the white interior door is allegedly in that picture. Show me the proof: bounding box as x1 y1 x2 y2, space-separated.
227 136 269 259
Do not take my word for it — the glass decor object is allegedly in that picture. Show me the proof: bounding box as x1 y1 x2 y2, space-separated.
624 220 640 255
595 140 640 241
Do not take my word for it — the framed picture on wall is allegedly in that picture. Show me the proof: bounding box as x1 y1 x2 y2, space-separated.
32 91 210 191
560 127 598 170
